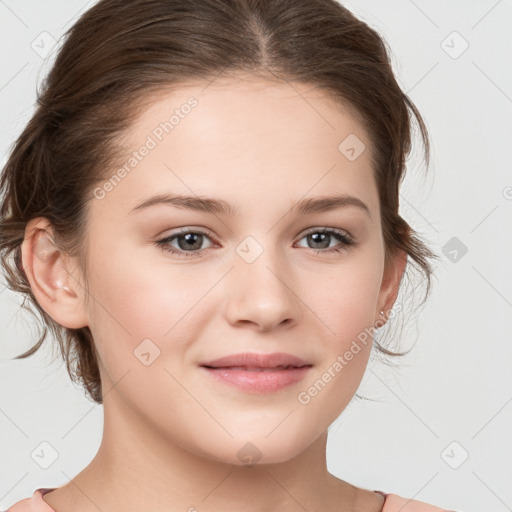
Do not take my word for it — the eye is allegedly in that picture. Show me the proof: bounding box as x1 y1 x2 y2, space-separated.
295 228 354 255
155 228 217 258
155 227 355 258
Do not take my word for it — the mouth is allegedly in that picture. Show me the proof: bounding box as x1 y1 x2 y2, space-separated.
198 352 313 393
201 365 309 372
199 351 311 369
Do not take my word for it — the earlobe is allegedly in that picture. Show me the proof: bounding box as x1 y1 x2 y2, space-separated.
21 218 89 329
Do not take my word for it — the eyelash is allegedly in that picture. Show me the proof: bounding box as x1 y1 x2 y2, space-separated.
155 227 355 258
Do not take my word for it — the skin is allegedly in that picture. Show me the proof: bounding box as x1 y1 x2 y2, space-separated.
21 73 406 512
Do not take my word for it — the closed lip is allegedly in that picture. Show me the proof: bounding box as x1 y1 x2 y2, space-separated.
199 352 311 369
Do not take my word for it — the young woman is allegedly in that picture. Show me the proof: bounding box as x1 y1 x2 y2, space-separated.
1 1 463 511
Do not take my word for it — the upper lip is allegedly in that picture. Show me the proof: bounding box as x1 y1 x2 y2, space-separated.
199 352 311 369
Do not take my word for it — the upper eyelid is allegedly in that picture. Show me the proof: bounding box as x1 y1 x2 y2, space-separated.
300 226 352 238
160 226 354 245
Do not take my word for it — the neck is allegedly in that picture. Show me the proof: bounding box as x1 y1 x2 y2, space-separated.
50 394 361 512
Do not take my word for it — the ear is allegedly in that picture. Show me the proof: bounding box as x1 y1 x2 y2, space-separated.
21 217 89 329
376 248 407 325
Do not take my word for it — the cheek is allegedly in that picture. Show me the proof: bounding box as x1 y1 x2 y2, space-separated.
294 263 382 426
85 248 211 376
305 251 384 344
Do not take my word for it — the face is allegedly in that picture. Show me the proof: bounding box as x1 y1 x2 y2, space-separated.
31 74 403 466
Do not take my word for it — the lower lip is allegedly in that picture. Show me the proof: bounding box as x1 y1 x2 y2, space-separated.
200 366 312 393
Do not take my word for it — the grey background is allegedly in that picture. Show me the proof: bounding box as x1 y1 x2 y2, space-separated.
1 1 511 511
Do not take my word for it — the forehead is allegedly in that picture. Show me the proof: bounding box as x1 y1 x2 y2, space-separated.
92 74 377 219
128 74 371 153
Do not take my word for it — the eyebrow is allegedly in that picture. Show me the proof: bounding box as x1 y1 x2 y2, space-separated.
128 193 371 219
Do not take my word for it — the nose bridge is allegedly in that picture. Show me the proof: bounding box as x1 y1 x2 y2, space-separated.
224 234 299 329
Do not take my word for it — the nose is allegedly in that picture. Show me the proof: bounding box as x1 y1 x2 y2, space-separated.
223 243 301 332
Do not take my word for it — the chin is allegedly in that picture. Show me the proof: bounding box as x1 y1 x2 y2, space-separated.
190 432 311 467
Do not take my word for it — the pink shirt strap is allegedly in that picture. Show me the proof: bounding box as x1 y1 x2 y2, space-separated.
5 488 56 512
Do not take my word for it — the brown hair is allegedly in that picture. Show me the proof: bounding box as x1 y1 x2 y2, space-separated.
0 0 438 405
